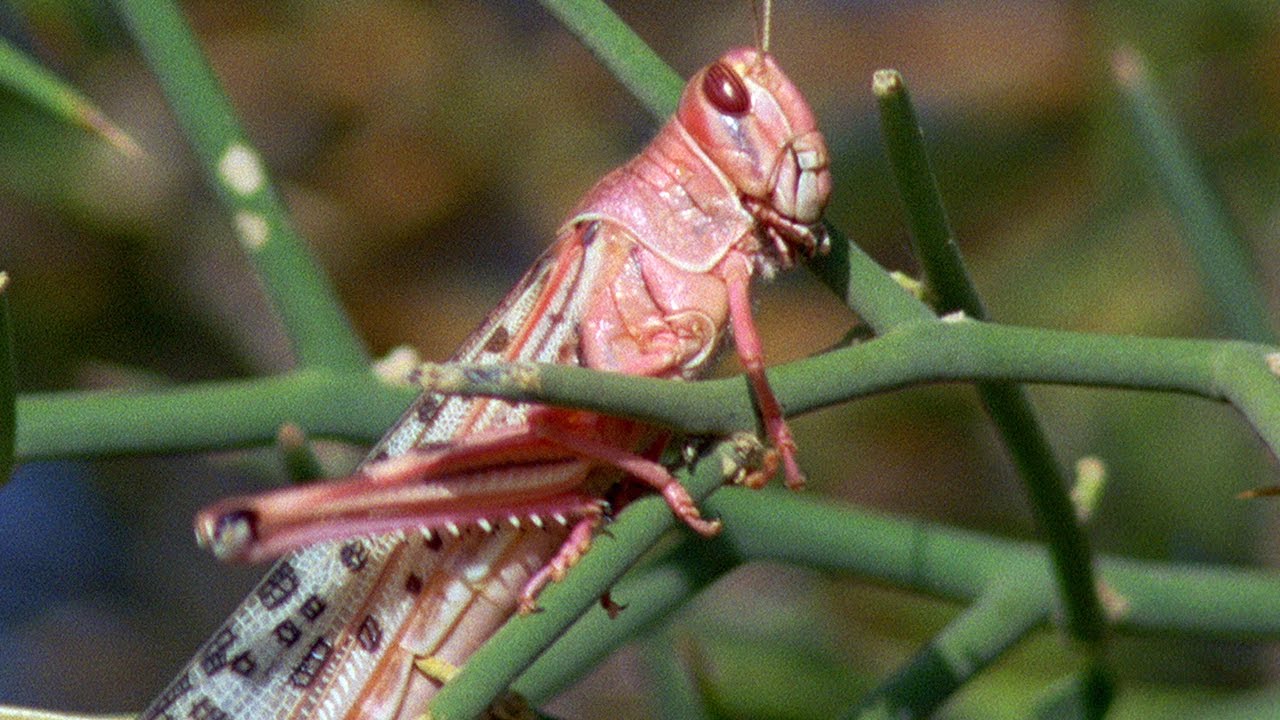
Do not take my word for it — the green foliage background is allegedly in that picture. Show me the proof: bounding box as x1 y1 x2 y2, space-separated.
1 0 1278 717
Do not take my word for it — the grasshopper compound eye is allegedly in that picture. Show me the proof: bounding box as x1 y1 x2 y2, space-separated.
703 62 751 116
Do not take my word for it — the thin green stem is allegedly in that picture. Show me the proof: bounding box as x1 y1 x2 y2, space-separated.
872 70 985 319
984 379 1108 648
810 223 935 330
640 630 713 720
411 322 1280 463
0 39 140 156
1112 47 1273 343
16 370 416 460
516 537 736 703
537 0 683 120
875 69 1107 666
110 0 367 371
849 582 1046 719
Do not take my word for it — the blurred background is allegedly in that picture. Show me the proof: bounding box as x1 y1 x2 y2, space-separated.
1 0 1278 716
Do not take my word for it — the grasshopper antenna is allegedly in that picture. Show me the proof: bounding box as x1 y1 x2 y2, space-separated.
753 0 773 54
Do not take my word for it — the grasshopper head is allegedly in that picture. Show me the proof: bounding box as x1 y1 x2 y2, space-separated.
678 47 832 267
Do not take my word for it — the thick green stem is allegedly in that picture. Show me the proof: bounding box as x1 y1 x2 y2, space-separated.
710 488 1280 637
514 488 1280 705
411 322 1280 464
16 370 415 459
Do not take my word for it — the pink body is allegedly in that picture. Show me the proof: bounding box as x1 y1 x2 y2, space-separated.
142 47 830 720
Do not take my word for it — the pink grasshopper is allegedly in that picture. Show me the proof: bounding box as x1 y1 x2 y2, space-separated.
141 34 831 720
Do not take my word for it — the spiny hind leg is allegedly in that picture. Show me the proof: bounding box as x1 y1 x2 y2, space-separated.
528 414 721 537
516 506 603 614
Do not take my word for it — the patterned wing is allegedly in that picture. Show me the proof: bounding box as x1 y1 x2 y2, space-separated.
141 225 610 720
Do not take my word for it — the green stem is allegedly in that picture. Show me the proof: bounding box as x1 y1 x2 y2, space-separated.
410 322 1280 464
849 582 1046 719
872 70 986 320
537 0 683 120
809 223 936 330
0 39 140 155
1030 666 1115 720
518 488 1280 704
276 423 325 483
1112 47 1273 343
875 68 1107 663
981 379 1108 647
515 537 736 703
16 370 415 460
640 630 713 720
717 488 1280 637
110 0 368 371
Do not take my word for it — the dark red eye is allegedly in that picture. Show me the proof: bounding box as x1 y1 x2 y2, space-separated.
702 62 750 116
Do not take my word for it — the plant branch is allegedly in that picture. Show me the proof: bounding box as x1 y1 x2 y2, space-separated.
515 535 737 703
1112 47 1273 343
15 370 415 460
1030 667 1116 720
537 0 683 120
849 582 1046 719
110 0 368 371
875 69 1108 682
872 70 985 320
711 488 1280 636
984 377 1107 647
812 223 936 329
411 321 1280 467
0 39 140 156
640 629 713 720
515 487 1280 706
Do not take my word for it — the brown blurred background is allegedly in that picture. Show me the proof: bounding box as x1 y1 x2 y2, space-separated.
1 0 1278 716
